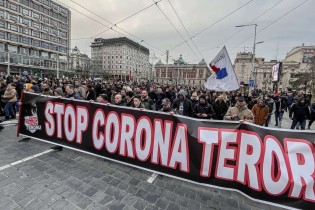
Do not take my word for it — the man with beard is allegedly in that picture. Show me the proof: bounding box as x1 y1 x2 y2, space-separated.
252 98 269 126
224 97 254 122
171 89 193 117
155 87 165 111
125 91 134 107
289 97 310 130
159 98 173 113
193 95 215 119
212 95 228 120
41 83 53 96
141 89 155 110
190 92 199 112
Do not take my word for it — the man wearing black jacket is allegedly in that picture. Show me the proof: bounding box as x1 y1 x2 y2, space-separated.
193 95 215 119
212 95 228 120
171 89 193 117
289 98 310 130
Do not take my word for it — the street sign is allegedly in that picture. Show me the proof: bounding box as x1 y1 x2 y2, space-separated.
249 80 255 87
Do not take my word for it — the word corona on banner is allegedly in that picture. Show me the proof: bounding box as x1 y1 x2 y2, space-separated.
44 101 189 173
19 92 315 209
198 128 315 202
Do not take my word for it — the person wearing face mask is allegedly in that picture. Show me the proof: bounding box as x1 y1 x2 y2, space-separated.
289 97 310 130
252 98 269 126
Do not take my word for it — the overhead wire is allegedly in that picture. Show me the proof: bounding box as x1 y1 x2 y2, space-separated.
167 0 205 60
70 0 164 55
231 0 310 51
168 0 255 52
152 0 199 60
55 0 166 57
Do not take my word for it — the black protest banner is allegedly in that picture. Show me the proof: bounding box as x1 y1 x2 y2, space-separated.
18 92 315 209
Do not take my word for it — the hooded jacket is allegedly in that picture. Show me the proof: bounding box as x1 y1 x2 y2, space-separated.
193 98 215 119
171 90 193 117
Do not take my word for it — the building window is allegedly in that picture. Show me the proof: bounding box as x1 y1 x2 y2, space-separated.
0 31 5 39
10 24 18 32
42 16 49 23
42 25 49 32
20 47 29 54
42 42 49 49
42 33 49 40
50 44 58 51
60 7 68 15
9 14 18 22
33 12 40 19
33 30 40 38
0 0 4 6
51 36 58 43
60 39 67 45
43 8 49 15
21 18 29 26
42 0 50 6
52 12 58 19
51 3 58 11
9 34 18 42
0 10 5 19
51 19 58 27
21 0 29 6
22 8 29 16
0 20 5 28
31 49 39 57
32 40 40 47
22 27 29 35
32 22 40 29
21 37 30 44
33 3 41 11
10 3 18 11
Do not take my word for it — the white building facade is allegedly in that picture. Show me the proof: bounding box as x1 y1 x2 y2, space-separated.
91 37 149 81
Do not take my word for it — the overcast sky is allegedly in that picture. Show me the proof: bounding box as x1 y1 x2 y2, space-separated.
58 0 314 64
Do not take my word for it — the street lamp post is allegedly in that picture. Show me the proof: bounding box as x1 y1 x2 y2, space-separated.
137 40 143 83
236 24 257 95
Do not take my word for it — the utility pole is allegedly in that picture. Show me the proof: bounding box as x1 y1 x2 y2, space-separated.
7 50 10 76
56 54 59 79
166 50 169 84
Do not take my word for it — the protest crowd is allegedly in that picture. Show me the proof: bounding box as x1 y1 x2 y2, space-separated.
0 75 314 132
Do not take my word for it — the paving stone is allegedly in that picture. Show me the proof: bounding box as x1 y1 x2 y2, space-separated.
82 186 98 197
91 190 107 203
133 199 148 210
106 200 126 210
166 202 180 210
156 197 169 209
100 194 115 206
68 192 93 209
122 194 138 205
187 199 201 210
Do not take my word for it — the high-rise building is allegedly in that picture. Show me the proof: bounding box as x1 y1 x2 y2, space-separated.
90 37 149 82
0 0 71 77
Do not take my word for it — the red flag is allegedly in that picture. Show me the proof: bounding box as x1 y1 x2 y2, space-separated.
129 69 132 81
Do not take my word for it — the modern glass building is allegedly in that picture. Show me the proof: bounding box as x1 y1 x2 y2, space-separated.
0 0 70 77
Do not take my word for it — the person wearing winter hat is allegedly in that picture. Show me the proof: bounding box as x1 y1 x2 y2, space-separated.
171 89 193 117
53 87 64 97
224 97 254 122
193 94 215 119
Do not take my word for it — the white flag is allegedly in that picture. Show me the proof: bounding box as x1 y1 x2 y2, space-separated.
204 46 239 91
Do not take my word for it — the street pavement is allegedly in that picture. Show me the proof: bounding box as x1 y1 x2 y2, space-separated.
0 112 309 210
